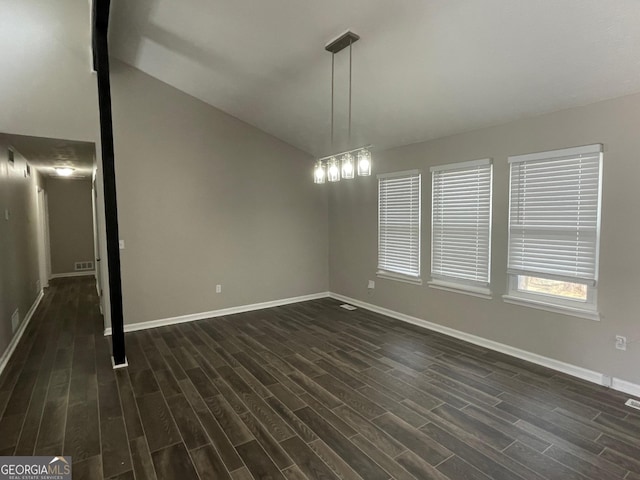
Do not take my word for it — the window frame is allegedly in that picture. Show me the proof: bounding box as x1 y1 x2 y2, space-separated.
503 144 603 320
428 158 493 298
377 170 422 284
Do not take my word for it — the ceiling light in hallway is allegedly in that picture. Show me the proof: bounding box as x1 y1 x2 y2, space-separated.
54 167 75 177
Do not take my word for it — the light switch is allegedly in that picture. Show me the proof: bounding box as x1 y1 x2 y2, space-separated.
119 240 125 249
4 209 9 221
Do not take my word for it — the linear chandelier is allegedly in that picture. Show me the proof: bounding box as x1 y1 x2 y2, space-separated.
314 31 371 184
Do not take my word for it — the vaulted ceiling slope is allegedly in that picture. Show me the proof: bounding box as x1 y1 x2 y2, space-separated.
109 0 640 157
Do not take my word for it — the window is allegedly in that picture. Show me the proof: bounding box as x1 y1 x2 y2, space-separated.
378 171 421 283
430 159 492 297
505 144 603 319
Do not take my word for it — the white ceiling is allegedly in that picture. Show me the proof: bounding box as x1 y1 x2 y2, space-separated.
5 134 95 178
109 0 640 157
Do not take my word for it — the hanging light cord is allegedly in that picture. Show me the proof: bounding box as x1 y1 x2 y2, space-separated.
331 52 335 148
348 38 353 144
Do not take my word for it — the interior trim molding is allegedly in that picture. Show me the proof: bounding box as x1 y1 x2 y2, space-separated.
50 271 96 279
611 377 640 398
329 292 640 399
111 355 129 370
104 291 331 336
0 290 44 379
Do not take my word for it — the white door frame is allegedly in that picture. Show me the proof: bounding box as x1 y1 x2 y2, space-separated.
92 174 104 312
36 186 51 288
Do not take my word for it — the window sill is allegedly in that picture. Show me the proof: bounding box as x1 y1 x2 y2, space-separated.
376 271 423 285
428 280 492 299
502 294 600 321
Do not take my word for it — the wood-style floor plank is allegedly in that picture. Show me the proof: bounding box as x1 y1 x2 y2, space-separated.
151 442 199 480
136 392 182 453
236 440 286 480
190 443 232 480
129 436 157 480
280 435 339 480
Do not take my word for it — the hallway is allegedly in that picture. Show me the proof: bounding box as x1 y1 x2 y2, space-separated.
0 278 116 475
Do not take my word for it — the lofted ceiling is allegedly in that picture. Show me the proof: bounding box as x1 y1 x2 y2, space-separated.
109 1 640 157
5 134 95 178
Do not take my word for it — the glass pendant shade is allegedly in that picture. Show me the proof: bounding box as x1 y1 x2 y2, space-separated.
357 148 372 176
327 157 340 182
341 153 355 179
313 161 326 184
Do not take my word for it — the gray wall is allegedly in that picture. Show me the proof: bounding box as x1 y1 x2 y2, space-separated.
329 91 640 385
110 61 329 325
46 177 95 275
0 135 42 356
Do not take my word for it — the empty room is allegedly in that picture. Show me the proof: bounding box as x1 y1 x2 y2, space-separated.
1 1 639 479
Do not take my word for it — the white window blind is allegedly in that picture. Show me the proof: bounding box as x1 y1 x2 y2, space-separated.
507 144 603 285
431 159 492 286
378 171 421 280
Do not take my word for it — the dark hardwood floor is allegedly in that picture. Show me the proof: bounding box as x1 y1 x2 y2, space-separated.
1 277 639 479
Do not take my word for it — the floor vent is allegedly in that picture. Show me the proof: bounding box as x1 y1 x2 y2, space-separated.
75 261 94 271
340 304 357 311
626 399 640 411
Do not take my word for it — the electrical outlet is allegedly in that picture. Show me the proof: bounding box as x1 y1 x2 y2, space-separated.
216 284 222 294
368 280 375 289
615 335 627 351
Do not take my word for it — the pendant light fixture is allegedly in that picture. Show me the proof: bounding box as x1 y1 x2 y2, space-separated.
357 147 371 176
341 152 355 179
313 161 326 183
327 156 340 182
313 31 372 183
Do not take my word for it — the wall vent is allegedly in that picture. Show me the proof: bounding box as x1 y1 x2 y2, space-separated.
11 309 20 333
626 399 640 411
75 261 94 271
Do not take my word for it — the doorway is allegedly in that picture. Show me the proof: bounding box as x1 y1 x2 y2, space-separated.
36 187 51 290
1 133 107 324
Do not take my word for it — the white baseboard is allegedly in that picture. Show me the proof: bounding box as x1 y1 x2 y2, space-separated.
330 292 640 399
104 291 331 336
611 377 640 398
0 290 44 380
111 356 129 370
50 271 96 279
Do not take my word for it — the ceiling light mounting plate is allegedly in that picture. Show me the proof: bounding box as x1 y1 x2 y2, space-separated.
325 31 360 54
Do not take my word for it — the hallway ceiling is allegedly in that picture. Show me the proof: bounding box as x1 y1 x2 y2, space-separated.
5 134 95 178
109 0 640 157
